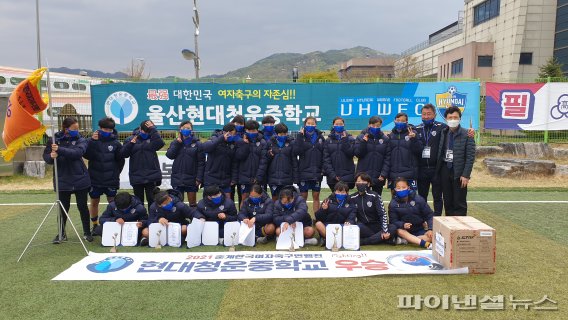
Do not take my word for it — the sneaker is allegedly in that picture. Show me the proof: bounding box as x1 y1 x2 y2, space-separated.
91 225 100 236
395 237 408 245
427 243 432 250
83 233 94 242
140 237 149 246
304 238 318 246
256 236 269 245
318 237 326 247
52 234 67 244
219 238 224 245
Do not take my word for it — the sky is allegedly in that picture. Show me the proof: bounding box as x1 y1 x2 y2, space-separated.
0 1 464 78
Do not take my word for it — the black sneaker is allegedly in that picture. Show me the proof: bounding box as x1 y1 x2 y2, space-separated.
140 237 149 247
52 234 67 244
83 233 94 242
91 225 99 236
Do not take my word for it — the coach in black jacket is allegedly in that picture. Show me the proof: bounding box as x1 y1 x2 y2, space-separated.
436 106 476 216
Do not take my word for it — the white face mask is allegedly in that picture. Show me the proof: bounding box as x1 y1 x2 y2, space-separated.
447 119 460 128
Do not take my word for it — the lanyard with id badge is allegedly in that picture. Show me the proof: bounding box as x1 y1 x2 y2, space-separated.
421 126 433 159
445 131 454 162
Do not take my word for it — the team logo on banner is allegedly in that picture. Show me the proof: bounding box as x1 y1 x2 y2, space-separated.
87 256 134 273
551 94 568 120
436 86 467 115
105 91 139 125
387 253 443 270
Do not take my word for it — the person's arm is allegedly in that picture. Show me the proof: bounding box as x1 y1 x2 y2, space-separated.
83 138 96 160
43 138 54 164
462 134 476 179
272 202 285 227
255 199 274 226
196 145 205 186
56 138 88 160
99 204 116 224
147 127 165 151
120 135 136 158
422 200 435 230
376 195 389 233
192 202 206 220
388 202 404 230
346 204 357 225
289 198 308 224
256 145 270 183
201 134 224 153
322 141 337 180
291 147 300 185
237 205 249 221
341 135 355 157
224 201 238 222
234 139 250 161
380 137 391 179
353 135 368 158
165 139 182 160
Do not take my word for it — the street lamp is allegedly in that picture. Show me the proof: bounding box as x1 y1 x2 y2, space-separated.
292 67 299 82
181 0 200 80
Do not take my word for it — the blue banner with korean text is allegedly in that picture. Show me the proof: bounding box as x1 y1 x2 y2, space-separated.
91 82 480 132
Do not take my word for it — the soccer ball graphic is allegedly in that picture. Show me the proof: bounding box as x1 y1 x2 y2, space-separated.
447 86 457 96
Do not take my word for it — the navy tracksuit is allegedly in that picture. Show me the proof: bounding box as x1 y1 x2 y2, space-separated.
166 135 205 189
388 191 434 236
354 128 390 195
234 135 267 185
387 126 423 183
147 191 195 227
194 194 238 237
415 121 445 215
96 195 148 236
315 194 356 225
84 130 124 189
257 136 298 186
202 132 238 188
272 191 313 228
323 131 355 190
349 190 396 245
238 193 274 237
294 129 325 183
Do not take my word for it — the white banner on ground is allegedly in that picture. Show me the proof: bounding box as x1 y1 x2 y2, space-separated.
53 250 468 281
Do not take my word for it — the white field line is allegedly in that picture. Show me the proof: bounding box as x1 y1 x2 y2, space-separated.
1 200 568 206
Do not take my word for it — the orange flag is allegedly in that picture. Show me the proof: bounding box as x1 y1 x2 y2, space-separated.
1 68 48 161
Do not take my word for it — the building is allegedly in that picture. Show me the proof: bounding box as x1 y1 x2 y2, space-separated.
395 0 562 83
338 57 395 80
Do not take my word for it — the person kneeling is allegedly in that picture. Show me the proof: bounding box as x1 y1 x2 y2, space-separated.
96 192 148 243
273 186 318 246
140 189 195 246
314 181 356 246
389 178 434 249
238 184 276 245
195 185 238 244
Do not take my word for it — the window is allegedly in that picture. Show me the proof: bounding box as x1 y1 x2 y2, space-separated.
519 52 533 65
0 76 5 85
474 0 500 26
72 83 87 91
451 59 463 75
54 81 70 89
478 55 493 67
10 77 25 85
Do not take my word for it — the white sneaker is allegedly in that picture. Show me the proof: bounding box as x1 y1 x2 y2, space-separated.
218 238 224 245
304 238 318 246
427 243 432 250
395 237 408 245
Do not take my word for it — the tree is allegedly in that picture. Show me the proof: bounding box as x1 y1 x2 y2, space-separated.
395 55 424 79
537 57 564 80
298 70 340 82
123 59 150 81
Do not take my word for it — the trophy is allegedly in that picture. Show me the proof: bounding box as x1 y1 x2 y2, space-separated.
289 230 296 252
331 226 340 252
229 232 237 252
155 229 162 250
110 232 118 253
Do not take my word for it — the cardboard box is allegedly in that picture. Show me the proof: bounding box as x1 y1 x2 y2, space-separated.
432 216 496 274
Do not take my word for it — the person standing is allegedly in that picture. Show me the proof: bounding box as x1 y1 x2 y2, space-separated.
436 106 476 216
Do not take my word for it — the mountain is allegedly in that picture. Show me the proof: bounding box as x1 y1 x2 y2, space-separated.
206 46 398 80
50 67 129 79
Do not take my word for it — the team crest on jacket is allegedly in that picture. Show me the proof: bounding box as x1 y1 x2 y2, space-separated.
300 181 305 186
108 146 114 152
285 143 289 147
379 139 384 144
230 144 235 149
72 141 76 145
431 131 437 137
191 143 196 147
367 201 372 207
410 201 416 206
345 203 350 208
405 136 410 141
219 205 225 210
256 142 260 146
319 139 323 144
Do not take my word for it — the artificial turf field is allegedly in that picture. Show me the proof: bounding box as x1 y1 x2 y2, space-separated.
0 189 567 320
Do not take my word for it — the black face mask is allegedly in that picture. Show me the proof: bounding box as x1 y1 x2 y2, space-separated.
356 183 368 193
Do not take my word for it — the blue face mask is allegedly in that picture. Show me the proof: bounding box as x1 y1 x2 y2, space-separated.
394 122 407 131
369 127 381 136
283 202 294 210
139 132 149 140
395 189 411 199
235 125 244 133
180 129 192 137
99 130 112 138
335 193 348 202
227 135 237 143
263 126 274 134
333 125 345 133
119 206 131 214
161 201 174 211
249 196 262 205
211 195 223 205
422 119 435 126
276 135 288 144
304 125 316 133
246 132 258 141
68 130 79 137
